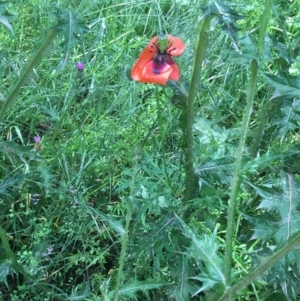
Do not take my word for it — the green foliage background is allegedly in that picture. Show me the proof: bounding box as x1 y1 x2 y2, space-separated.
1 0 300 300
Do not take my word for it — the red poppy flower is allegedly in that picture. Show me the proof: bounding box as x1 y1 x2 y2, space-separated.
131 34 185 85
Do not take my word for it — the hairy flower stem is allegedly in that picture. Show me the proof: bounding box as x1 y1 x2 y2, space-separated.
182 14 211 205
0 29 57 119
218 231 300 301
224 0 272 286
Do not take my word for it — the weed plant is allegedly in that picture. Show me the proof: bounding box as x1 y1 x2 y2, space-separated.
1 0 300 300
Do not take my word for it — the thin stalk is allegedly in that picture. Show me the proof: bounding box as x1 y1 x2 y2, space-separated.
155 86 164 151
225 59 258 285
218 231 300 301
156 86 173 191
183 14 211 204
0 29 57 119
113 157 138 301
113 202 132 301
224 0 272 286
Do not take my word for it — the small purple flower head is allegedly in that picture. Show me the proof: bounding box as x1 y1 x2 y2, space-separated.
34 136 41 143
34 136 41 151
76 62 85 71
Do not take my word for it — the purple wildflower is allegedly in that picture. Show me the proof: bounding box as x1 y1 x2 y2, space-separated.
34 136 41 143
76 62 85 71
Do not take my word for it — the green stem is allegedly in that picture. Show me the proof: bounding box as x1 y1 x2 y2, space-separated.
0 29 57 119
183 14 211 204
225 59 258 286
113 202 132 301
113 158 138 300
156 87 173 191
218 231 300 301
155 86 164 150
257 0 272 54
224 0 272 286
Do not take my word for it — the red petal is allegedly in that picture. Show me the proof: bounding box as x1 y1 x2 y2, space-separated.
131 34 184 85
131 46 155 81
146 35 185 57
169 63 180 80
147 35 159 50
167 35 185 56
139 60 172 85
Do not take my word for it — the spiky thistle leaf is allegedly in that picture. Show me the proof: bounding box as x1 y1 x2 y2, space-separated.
264 73 300 97
178 217 226 297
53 9 89 50
249 172 300 300
200 0 244 44
119 280 166 300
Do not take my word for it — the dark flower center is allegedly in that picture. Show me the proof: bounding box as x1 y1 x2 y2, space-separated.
153 53 174 65
152 53 175 74
153 54 165 65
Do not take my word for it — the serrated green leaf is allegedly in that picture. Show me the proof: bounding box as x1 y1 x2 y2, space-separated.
0 174 26 195
171 255 196 301
87 206 125 236
0 261 15 286
250 173 300 244
119 280 166 299
243 152 283 174
178 217 226 296
52 9 89 50
275 99 300 140
264 73 300 96
248 172 300 300
68 282 90 300
36 164 53 194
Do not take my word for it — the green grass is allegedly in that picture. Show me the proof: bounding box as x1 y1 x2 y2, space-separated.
1 0 300 300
